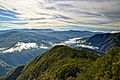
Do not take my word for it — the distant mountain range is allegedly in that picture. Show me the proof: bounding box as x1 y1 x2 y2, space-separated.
0 59 13 77
0 29 99 76
60 32 120 54
0 29 120 77
85 33 120 52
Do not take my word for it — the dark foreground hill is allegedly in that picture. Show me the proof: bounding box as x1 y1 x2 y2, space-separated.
1 45 120 80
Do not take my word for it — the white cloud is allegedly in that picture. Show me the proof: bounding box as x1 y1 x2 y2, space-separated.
53 37 99 50
77 44 99 50
0 0 120 30
3 42 38 53
53 37 83 46
39 44 50 49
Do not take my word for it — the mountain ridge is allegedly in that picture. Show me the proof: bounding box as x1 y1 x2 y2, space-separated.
85 32 120 52
0 29 98 77
1 29 120 78
1 45 99 80
1 45 120 80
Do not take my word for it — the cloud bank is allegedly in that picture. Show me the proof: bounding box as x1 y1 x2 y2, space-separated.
0 0 120 31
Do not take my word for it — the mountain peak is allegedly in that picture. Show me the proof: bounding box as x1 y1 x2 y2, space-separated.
1 45 99 80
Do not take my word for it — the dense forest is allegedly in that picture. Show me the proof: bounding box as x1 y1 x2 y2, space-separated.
1 45 120 80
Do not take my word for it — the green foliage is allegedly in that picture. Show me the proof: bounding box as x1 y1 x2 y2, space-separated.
77 47 120 80
2 45 120 80
16 45 98 80
91 47 120 80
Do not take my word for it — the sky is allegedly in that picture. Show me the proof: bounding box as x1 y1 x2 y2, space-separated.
0 0 120 31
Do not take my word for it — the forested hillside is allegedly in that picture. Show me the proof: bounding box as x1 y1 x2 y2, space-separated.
1 45 120 80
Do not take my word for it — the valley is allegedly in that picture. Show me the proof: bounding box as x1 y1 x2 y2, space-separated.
0 29 98 76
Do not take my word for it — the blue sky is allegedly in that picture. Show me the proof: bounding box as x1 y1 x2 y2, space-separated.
0 0 120 31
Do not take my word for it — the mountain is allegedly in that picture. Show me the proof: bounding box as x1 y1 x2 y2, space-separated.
2 29 120 78
0 29 98 76
47 30 96 40
1 45 99 80
85 33 120 52
61 32 120 54
0 59 13 76
1 45 120 80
